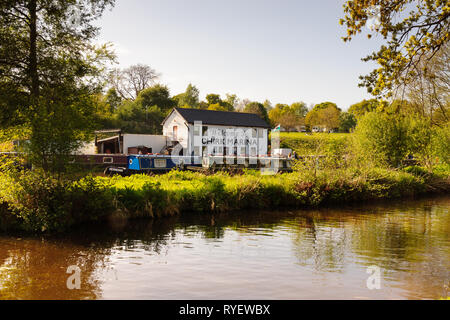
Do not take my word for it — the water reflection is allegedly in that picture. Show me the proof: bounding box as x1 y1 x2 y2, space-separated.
0 196 449 299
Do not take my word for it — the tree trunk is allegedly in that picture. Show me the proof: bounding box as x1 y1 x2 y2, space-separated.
28 0 39 100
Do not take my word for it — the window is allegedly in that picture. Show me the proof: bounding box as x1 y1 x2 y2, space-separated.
173 126 178 140
194 126 200 136
250 147 257 156
258 129 263 138
194 146 200 156
213 147 223 155
202 126 208 136
252 129 257 138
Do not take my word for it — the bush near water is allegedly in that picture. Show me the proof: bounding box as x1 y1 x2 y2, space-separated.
1 165 449 233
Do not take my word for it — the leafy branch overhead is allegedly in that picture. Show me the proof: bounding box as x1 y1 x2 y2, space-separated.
0 0 116 171
340 0 449 97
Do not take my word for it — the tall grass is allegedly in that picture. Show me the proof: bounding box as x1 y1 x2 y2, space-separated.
1 165 448 233
277 132 350 156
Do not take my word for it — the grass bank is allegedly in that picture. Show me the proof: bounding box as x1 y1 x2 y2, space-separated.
277 132 350 156
0 164 449 233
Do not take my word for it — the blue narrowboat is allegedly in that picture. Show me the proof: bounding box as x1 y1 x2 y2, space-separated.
127 155 202 172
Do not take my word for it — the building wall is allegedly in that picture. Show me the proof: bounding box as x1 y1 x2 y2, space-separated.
122 134 167 154
162 111 189 149
162 110 269 157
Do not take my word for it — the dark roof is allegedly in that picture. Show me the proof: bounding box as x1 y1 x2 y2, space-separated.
170 107 270 128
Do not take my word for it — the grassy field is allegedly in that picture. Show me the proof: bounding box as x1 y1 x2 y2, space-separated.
276 132 351 155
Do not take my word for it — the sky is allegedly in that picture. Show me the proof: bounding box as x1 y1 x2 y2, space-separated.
96 0 386 110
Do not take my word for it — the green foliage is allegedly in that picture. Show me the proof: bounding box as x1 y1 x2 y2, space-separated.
113 101 163 134
312 102 340 112
432 123 450 165
348 99 379 118
136 84 175 113
305 102 341 131
173 83 200 108
402 165 430 177
243 102 270 124
204 93 234 111
206 94 221 105
207 103 229 112
27 90 100 172
108 83 176 134
104 88 122 112
278 132 350 156
0 0 116 172
0 163 448 233
338 112 357 133
354 112 450 168
406 116 435 168
340 1 449 98
268 102 306 129
354 112 411 167
0 170 113 232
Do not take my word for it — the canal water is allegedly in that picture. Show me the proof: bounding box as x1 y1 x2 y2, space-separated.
0 196 449 300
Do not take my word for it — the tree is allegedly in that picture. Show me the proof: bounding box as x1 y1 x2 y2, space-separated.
108 64 160 100
312 102 340 112
174 83 199 108
135 84 175 113
268 103 305 130
263 99 273 111
243 102 270 124
305 109 320 131
341 1 450 98
204 93 234 111
339 112 357 132
278 110 303 132
0 0 115 171
104 88 122 113
197 101 209 109
206 93 221 105
348 99 379 118
208 103 229 112
354 112 410 167
274 103 289 110
405 43 449 126
114 101 164 134
224 94 239 110
305 102 341 131
290 101 308 118
268 105 284 126
318 105 341 131
432 123 450 164
110 84 174 134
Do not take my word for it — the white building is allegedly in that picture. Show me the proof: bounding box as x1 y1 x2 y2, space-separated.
162 108 270 157
94 131 167 154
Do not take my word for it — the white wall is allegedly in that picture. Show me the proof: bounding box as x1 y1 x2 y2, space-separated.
189 124 268 156
162 110 189 149
123 134 167 154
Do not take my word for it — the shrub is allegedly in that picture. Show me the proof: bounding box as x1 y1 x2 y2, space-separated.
0 164 448 233
354 112 410 167
432 123 450 165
